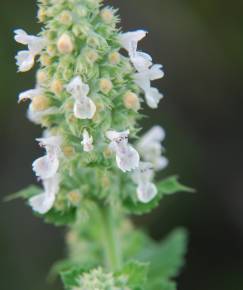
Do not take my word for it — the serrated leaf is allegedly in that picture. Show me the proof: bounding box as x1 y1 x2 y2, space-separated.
116 260 149 289
137 228 188 280
148 278 176 290
4 185 41 202
157 176 195 195
60 266 86 289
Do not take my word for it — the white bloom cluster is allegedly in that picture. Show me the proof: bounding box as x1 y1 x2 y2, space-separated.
132 126 168 203
14 12 168 209
30 135 62 214
14 29 45 72
120 30 164 109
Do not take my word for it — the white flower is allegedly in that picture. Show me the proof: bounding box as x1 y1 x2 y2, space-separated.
134 64 164 91
132 162 157 203
81 129 94 152
18 88 43 103
134 64 164 108
14 29 45 72
137 126 168 171
32 136 62 180
15 50 35 72
119 30 147 54
14 29 45 54
130 51 152 72
144 87 163 109
66 76 96 119
29 174 60 214
27 104 58 124
106 130 140 172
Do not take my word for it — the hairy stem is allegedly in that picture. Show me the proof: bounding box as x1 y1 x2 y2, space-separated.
99 205 122 271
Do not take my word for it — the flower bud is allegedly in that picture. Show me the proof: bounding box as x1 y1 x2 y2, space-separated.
57 33 74 54
32 95 50 111
101 175 110 188
123 91 140 111
36 70 48 84
63 145 76 158
99 78 113 94
85 49 99 64
103 146 113 158
40 54 52 66
51 79 63 95
108 51 120 65
87 36 100 48
47 45 56 56
59 10 72 25
100 8 114 24
68 191 81 206
37 8 47 22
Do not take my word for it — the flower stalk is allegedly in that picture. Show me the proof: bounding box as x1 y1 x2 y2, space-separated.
12 0 190 289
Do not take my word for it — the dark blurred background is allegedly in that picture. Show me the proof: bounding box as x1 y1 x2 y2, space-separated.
1 0 243 289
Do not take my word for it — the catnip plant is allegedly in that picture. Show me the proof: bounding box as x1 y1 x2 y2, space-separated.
12 0 193 289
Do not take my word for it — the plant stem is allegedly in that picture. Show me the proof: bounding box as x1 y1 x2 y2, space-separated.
99 204 122 271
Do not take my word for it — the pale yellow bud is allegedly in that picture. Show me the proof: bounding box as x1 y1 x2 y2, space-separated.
57 34 74 54
32 95 50 111
47 45 56 56
39 0 48 5
65 100 74 111
123 91 140 111
36 70 48 84
68 191 81 206
37 8 47 22
103 146 113 158
108 51 120 65
85 49 98 63
51 79 63 95
100 8 114 24
59 10 72 25
40 54 52 66
63 145 76 158
87 36 100 48
99 78 113 94
101 175 110 188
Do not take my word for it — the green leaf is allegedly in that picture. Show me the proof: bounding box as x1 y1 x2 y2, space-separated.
137 228 188 280
116 260 149 289
60 266 86 289
157 176 195 195
44 207 77 226
4 185 41 202
148 278 176 290
124 175 194 215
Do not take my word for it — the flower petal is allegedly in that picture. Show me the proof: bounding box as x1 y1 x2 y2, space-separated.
137 182 157 203
74 98 96 119
116 145 140 172
15 50 35 72
32 154 59 179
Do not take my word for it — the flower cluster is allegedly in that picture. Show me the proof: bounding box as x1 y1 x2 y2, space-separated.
14 0 167 214
13 1 189 289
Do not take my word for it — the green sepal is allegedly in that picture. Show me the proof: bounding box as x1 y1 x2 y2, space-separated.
44 207 77 226
4 185 41 202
